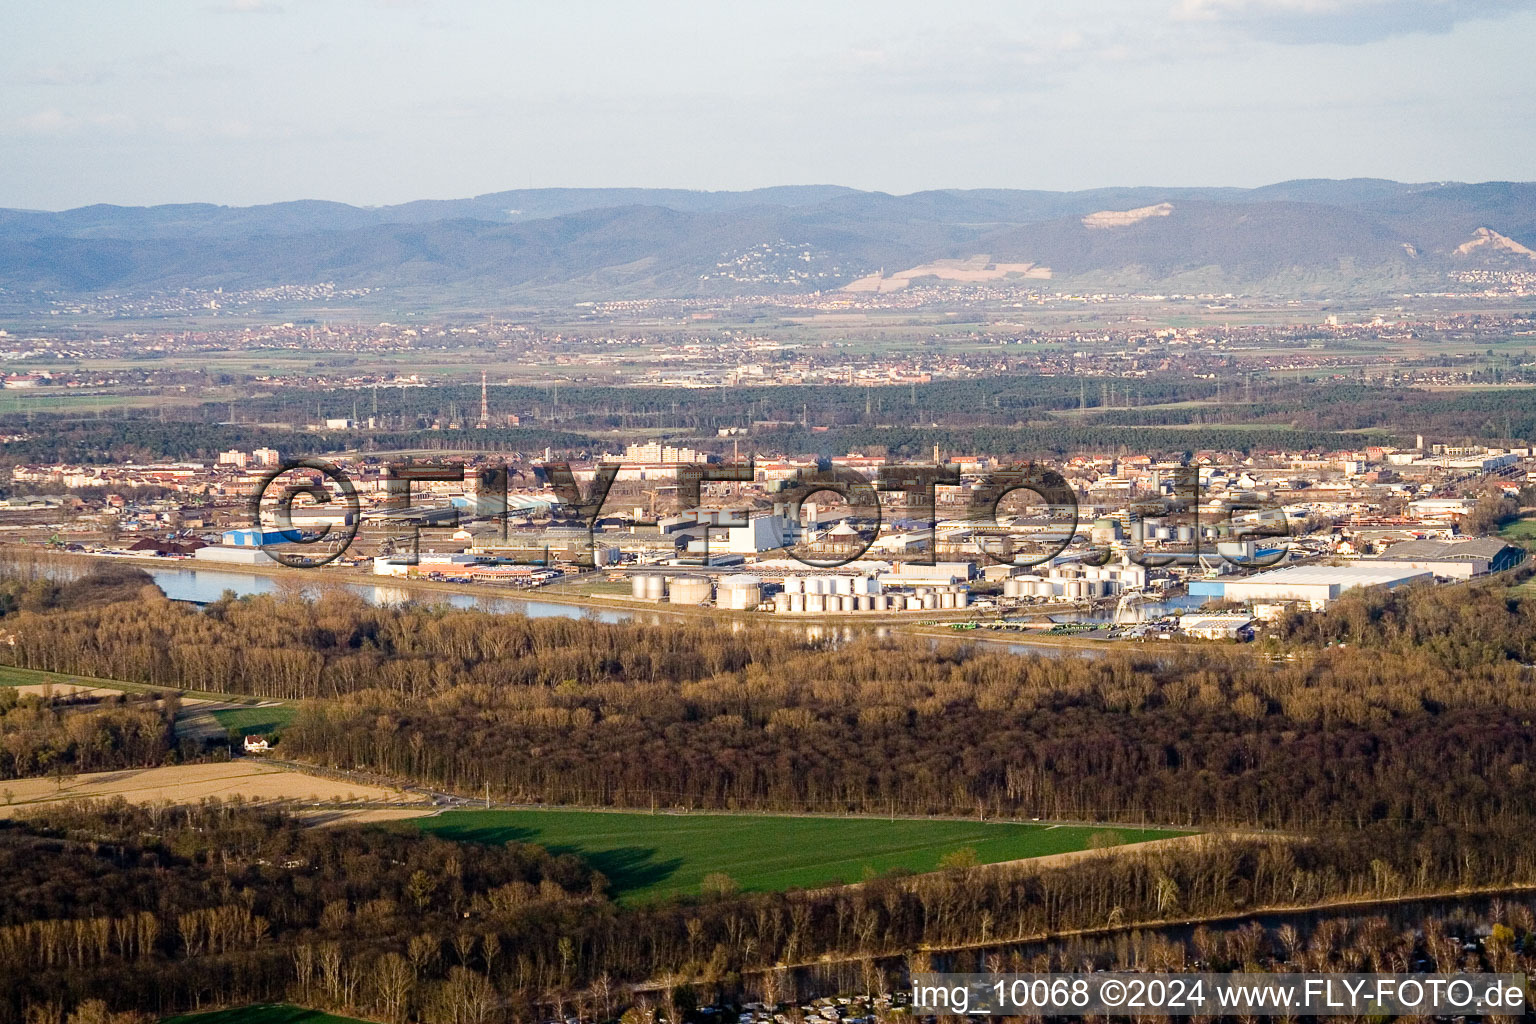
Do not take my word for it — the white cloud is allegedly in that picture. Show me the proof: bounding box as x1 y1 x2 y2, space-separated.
212 0 285 12
1171 0 1528 44
13 108 137 136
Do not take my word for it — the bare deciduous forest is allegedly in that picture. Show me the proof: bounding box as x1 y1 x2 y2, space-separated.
3 569 1536 1022
3 573 1535 828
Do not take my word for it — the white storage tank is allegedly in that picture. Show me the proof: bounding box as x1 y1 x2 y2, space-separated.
788 593 806 613
773 593 791 613
956 590 970 608
668 575 713 605
634 574 667 600
806 593 826 613
782 576 805 595
718 575 762 611
939 591 956 609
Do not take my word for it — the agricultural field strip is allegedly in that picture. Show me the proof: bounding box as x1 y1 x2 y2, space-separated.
0 761 430 817
416 809 1192 901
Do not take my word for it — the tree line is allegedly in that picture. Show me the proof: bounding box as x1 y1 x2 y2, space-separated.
0 688 175 782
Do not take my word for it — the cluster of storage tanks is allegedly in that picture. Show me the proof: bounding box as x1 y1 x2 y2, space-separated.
629 573 763 610
1133 522 1200 544
1001 560 1146 602
1002 576 1111 600
774 581 969 614
629 571 970 614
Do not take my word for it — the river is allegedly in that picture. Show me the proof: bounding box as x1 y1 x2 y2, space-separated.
146 565 1100 656
142 565 638 623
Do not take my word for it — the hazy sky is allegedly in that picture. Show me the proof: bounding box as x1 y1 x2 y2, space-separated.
2 0 1532 209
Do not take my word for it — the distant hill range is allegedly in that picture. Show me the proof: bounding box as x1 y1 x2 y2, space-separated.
2 179 1534 301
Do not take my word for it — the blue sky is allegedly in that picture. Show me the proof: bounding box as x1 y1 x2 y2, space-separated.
1 0 1532 209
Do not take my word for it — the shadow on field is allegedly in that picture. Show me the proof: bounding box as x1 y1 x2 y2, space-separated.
422 822 684 899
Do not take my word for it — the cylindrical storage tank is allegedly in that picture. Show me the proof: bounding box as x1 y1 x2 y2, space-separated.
783 576 804 595
1177 525 1195 543
805 593 826 613
773 593 790 613
789 593 805 613
668 575 712 605
857 594 872 612
922 592 938 610
718 577 762 611
631 575 650 599
956 590 970 608
1155 526 1171 541
1034 581 1054 598
1002 579 1019 598
644 574 667 600
940 591 956 609
876 594 890 611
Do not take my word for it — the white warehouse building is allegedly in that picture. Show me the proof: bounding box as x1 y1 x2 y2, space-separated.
1219 564 1432 610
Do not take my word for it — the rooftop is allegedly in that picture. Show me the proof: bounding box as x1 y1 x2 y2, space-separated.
1236 564 1429 586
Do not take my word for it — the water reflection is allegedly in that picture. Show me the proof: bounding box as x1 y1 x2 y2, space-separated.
26 559 1105 659
142 566 637 624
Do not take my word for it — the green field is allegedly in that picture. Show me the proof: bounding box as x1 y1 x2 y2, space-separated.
1500 517 1536 544
414 808 1189 902
0 664 289 707
0 665 129 689
163 1005 376 1024
209 705 298 737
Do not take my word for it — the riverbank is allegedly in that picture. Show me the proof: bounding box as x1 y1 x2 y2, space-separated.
4 546 1118 655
